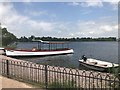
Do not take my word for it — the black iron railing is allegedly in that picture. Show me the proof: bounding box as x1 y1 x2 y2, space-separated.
0 59 120 89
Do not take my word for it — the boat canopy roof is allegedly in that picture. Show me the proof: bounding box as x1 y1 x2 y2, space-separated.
32 39 68 44
44 42 67 44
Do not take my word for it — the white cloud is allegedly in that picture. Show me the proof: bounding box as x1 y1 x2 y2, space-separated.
49 20 118 38
23 0 32 2
68 0 103 7
84 21 95 25
1 24 7 28
76 21 118 37
100 25 113 31
68 2 80 6
0 2 118 38
103 0 119 4
69 33 74 37
0 2 55 37
68 0 119 9
24 9 47 16
114 25 118 29
81 0 103 7
99 16 112 20
100 25 118 32
104 0 118 10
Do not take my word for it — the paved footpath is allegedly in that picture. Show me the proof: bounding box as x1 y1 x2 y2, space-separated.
0 76 32 88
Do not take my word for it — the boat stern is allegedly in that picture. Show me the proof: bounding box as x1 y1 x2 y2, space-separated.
0 47 6 55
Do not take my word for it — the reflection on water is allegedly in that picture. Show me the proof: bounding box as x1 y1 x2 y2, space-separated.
17 54 76 68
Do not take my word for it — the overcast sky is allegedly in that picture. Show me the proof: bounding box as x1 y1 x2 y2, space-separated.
0 1 119 38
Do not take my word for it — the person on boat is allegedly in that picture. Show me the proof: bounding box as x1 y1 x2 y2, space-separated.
82 55 87 62
32 47 37 51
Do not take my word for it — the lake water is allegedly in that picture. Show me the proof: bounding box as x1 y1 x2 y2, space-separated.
16 41 118 69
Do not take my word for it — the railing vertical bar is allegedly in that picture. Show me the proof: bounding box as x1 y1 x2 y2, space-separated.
39 65 41 83
36 65 38 83
71 71 74 88
2 60 4 75
35 64 37 83
28 63 30 82
19 62 22 79
57 67 59 88
78 73 80 88
52 67 54 84
74 71 77 88
3 60 5 75
30 64 32 82
39 65 42 83
59 68 61 88
42 65 44 86
63 68 65 88
33 64 35 82
22 62 24 80
31 63 34 82
11 61 14 77
14 61 16 78
26 63 28 81
2 60 3 75
37 65 39 83
6 60 9 78
45 65 48 89
48 66 50 85
16 62 19 78
54 67 56 87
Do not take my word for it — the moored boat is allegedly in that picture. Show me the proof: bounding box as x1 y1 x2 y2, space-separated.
79 58 119 72
0 47 5 50
5 40 74 57
0 47 6 55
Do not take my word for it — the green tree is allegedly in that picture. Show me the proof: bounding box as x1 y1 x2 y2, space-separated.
1 27 17 46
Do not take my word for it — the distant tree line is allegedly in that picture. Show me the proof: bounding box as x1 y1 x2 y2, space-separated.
0 24 118 46
18 35 117 42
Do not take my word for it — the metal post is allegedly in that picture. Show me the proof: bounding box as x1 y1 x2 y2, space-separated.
62 43 63 49
56 43 57 50
38 42 39 49
45 65 48 89
6 60 9 78
49 44 50 50
67 43 69 48
39 42 42 50
51 44 53 50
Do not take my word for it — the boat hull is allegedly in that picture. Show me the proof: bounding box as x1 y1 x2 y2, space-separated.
79 61 107 71
5 49 74 57
79 59 119 72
